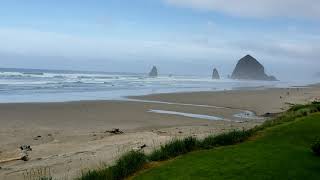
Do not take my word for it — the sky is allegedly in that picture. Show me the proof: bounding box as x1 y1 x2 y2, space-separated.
0 0 319 79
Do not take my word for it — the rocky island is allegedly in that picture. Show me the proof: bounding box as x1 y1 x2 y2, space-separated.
149 66 158 77
212 68 220 79
231 55 277 81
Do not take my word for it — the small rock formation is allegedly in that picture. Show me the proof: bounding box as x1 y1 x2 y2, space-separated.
149 66 158 77
212 68 220 79
231 55 277 81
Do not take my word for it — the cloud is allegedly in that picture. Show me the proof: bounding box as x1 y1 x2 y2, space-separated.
231 39 320 61
0 27 231 61
1 26 319 67
1 26 319 78
164 0 320 20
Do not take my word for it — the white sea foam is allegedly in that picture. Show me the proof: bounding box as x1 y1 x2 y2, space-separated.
0 68 315 103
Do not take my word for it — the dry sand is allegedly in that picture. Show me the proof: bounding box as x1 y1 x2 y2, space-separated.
0 85 319 179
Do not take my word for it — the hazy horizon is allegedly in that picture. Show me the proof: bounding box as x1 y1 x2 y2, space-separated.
1 0 320 80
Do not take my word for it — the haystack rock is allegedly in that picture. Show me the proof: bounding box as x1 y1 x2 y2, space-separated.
231 55 277 81
149 66 158 77
212 68 220 79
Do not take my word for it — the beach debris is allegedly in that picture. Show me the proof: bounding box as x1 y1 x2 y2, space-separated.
21 155 30 161
236 121 245 123
105 128 124 135
133 144 147 151
20 145 32 151
285 102 295 106
263 112 272 117
0 145 32 163
0 152 30 163
0 157 21 164
157 130 167 134
20 145 32 161
33 135 42 140
140 144 147 149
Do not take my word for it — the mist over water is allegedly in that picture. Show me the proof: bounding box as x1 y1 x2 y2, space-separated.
0 68 316 103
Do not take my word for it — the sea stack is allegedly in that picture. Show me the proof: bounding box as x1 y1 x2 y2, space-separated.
149 66 158 77
212 68 220 79
231 55 277 81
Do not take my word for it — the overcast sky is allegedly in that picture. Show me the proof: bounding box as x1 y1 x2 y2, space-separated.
0 0 319 79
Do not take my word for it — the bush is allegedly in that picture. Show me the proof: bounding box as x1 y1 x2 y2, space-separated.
311 137 320 156
79 151 147 180
200 130 254 149
311 101 320 105
148 136 198 161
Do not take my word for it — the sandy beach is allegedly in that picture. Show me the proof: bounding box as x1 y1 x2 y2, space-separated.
0 85 319 179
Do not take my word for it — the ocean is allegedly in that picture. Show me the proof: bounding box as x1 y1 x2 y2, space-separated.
0 68 313 103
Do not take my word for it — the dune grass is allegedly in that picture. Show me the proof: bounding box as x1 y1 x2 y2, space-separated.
134 112 320 179
78 102 320 180
78 151 146 180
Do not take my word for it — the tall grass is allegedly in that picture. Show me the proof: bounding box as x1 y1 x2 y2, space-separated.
200 129 254 149
79 102 320 180
23 167 52 180
148 137 198 161
78 151 146 180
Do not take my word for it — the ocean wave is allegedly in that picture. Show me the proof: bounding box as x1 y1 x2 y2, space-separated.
23 72 44 75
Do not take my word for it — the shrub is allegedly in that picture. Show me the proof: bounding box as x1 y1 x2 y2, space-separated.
148 136 198 161
311 101 320 105
311 137 320 156
183 136 198 151
200 130 254 149
79 151 147 180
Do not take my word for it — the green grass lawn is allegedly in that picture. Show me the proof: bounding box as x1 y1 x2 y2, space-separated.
134 113 320 180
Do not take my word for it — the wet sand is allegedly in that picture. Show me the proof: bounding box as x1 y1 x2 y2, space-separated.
0 85 319 179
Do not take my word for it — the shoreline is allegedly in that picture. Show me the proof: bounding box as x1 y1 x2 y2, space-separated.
0 81 317 104
0 85 319 179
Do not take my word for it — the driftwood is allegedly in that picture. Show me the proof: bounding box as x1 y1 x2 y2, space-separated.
0 154 29 164
140 144 147 149
0 145 32 164
262 112 280 118
105 128 124 134
133 144 147 151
